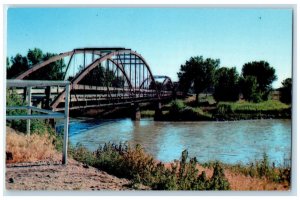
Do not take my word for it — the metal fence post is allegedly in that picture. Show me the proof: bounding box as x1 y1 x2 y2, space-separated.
62 84 70 165
26 87 32 135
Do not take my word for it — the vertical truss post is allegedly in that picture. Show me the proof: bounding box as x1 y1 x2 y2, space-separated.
83 50 86 68
143 64 145 98
26 87 32 135
106 59 109 102
116 62 119 101
134 54 136 91
129 53 131 88
62 83 70 165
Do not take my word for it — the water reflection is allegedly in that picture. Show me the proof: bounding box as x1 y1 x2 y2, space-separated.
62 118 291 166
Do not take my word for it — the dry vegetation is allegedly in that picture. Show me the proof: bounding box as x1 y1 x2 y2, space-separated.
163 163 289 191
6 127 57 163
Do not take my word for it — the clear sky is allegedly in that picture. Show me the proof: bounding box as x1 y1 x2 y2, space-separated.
7 7 293 88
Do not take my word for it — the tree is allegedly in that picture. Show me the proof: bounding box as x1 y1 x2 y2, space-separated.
241 61 277 100
279 78 292 104
7 54 29 79
27 48 43 66
213 67 240 102
239 76 262 102
79 64 125 87
27 51 66 80
178 56 219 103
7 48 66 80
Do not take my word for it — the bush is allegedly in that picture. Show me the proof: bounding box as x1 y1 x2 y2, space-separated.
209 153 291 186
71 143 230 190
213 67 240 102
279 78 292 104
166 100 212 121
169 100 185 114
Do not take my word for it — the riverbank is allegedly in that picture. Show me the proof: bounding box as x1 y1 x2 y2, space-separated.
6 126 290 191
141 98 291 121
6 158 134 190
5 127 140 190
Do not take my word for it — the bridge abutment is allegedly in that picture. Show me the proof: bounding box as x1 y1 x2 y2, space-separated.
154 102 163 120
131 103 141 121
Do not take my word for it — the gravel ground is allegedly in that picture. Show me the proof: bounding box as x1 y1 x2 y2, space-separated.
5 158 134 191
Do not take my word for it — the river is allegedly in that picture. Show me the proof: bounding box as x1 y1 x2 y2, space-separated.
59 118 291 166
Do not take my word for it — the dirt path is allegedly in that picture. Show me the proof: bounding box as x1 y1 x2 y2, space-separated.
6 158 133 191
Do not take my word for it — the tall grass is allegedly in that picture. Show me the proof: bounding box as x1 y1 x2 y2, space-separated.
215 100 291 120
202 153 291 186
71 143 230 190
217 100 290 114
6 127 57 163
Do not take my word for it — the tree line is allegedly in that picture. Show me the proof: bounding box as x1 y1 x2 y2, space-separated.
7 48 66 80
177 56 291 104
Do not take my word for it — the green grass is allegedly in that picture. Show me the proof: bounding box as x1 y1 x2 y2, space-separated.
164 100 213 121
217 100 290 113
215 100 291 120
141 110 155 117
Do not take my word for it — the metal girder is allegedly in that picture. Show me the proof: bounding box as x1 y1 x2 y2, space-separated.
16 47 173 110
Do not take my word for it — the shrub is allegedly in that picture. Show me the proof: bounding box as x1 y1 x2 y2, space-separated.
166 100 212 121
279 78 292 104
208 153 291 186
209 162 230 190
71 144 230 190
169 100 185 114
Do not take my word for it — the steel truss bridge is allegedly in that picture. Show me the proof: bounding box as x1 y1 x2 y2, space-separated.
15 48 174 112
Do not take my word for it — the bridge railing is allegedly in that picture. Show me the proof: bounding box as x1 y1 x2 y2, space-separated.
6 80 71 165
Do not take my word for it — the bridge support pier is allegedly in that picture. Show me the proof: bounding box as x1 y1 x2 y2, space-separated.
154 102 162 120
131 103 141 121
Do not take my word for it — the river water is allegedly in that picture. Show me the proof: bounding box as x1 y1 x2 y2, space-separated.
62 118 291 166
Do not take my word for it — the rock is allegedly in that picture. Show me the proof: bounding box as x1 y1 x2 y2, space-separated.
6 151 13 161
46 175 51 178
8 178 14 183
83 164 89 169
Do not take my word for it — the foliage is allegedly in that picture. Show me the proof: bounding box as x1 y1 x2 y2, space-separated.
241 61 277 101
279 78 292 104
140 110 155 118
167 100 212 121
7 48 66 80
177 56 220 102
216 100 289 113
7 54 29 79
169 100 185 114
6 88 62 151
204 153 291 186
27 51 66 80
27 48 43 66
209 162 230 190
78 64 125 87
71 143 230 190
213 67 240 102
239 76 262 102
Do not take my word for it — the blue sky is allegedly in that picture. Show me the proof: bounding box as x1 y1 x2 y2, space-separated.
7 7 293 88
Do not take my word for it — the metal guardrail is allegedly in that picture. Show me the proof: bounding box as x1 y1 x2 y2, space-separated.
6 80 70 165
